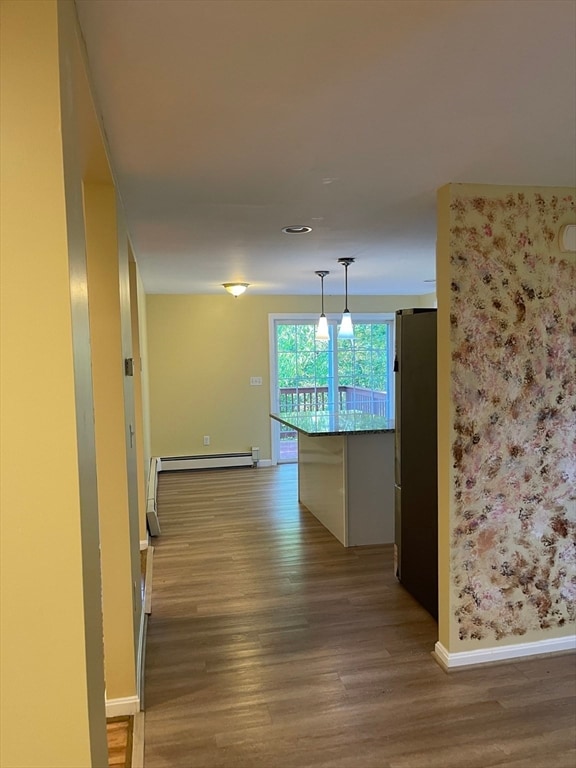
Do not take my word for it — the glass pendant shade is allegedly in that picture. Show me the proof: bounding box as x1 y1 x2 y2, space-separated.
338 311 354 338
337 258 355 338
316 313 329 340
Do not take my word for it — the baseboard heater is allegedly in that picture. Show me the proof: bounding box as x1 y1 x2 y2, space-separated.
159 448 260 472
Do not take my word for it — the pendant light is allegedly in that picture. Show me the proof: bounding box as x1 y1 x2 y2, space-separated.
315 271 330 340
337 258 355 339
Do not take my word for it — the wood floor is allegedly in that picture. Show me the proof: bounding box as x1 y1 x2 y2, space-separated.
107 716 132 768
143 464 576 768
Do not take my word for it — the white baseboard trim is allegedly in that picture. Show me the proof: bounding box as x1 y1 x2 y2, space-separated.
434 635 576 670
105 694 140 717
258 459 273 467
139 538 148 551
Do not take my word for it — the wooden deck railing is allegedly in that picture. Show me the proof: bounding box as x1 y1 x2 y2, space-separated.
278 386 388 442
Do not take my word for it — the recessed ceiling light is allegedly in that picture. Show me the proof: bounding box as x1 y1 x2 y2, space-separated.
282 226 312 234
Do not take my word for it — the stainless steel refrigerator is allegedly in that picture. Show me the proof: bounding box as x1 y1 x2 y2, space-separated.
394 308 438 620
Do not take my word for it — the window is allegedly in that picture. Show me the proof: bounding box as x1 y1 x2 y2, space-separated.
269 314 394 461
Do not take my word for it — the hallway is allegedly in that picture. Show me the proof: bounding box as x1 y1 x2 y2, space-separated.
143 465 575 768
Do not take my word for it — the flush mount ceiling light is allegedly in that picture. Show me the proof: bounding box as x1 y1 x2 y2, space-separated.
223 282 249 297
559 223 576 252
315 270 330 341
337 258 355 339
282 225 312 234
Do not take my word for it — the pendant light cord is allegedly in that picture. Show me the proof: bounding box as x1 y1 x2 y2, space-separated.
315 270 329 316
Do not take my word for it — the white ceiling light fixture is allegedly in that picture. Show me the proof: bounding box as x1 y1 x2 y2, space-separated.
223 282 249 297
282 225 312 234
315 270 330 341
337 258 355 339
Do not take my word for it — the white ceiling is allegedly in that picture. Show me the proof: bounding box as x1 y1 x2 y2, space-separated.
76 0 576 296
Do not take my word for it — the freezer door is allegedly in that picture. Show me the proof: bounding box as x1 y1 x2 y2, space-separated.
394 318 402 488
394 309 438 620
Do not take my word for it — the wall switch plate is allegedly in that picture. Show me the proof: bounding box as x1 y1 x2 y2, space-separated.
250 376 263 386
203 435 210 446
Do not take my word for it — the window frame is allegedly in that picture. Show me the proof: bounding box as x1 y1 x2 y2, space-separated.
268 313 395 464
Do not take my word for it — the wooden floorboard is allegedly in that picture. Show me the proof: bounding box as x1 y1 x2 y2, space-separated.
143 464 576 767
107 715 132 768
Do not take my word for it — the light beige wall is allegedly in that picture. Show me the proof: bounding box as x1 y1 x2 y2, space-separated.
84 183 137 702
116 216 143 659
418 292 437 308
436 186 452 650
437 182 576 653
146 294 422 458
129 257 149 544
0 1 108 765
136 266 152 476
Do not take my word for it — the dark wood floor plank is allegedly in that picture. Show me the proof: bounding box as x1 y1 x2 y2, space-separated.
144 465 576 767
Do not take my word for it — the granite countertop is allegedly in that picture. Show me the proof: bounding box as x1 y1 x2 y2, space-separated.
270 411 395 437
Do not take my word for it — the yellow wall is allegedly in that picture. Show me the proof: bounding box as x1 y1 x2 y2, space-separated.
146 294 423 458
436 185 452 649
129 257 149 544
84 183 137 702
136 265 153 477
418 292 437 308
115 214 144 661
0 1 108 765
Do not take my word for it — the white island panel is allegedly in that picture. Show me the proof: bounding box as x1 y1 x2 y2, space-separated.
346 432 394 545
298 433 347 545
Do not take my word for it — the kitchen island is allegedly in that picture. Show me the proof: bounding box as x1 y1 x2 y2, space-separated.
270 411 395 547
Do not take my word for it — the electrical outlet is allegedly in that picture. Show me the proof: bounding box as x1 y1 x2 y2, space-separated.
203 435 210 446
250 376 263 386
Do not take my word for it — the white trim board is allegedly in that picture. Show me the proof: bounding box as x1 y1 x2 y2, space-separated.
144 546 154 615
136 603 146 706
105 694 140 717
131 712 145 768
434 635 576 670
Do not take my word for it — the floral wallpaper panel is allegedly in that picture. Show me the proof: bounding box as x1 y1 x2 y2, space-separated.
448 188 575 642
